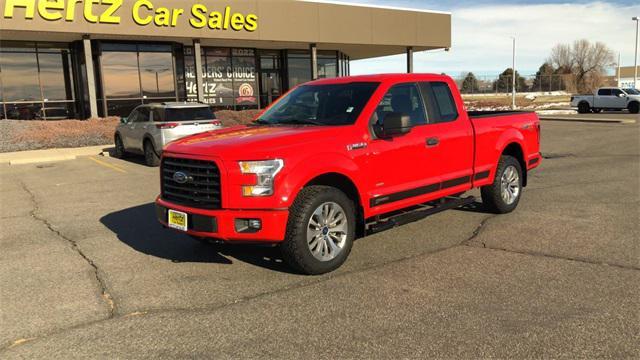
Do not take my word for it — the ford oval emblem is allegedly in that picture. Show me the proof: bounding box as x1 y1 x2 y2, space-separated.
173 171 190 184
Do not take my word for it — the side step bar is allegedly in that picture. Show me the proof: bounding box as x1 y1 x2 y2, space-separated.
366 196 476 235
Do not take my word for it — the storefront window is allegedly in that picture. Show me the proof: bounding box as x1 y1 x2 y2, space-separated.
101 52 140 99
140 52 175 98
184 47 257 110
259 50 282 107
232 49 257 108
99 42 176 116
0 41 75 120
0 52 41 101
287 51 311 89
318 51 338 79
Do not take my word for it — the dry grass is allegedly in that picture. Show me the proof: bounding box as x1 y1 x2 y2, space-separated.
0 110 262 153
463 94 571 110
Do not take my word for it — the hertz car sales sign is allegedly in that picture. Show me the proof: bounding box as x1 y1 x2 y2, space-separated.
2 0 258 31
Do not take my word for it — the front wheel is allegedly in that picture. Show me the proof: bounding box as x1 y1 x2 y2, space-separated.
114 134 126 159
281 186 356 275
144 140 160 167
629 102 639 114
481 155 523 214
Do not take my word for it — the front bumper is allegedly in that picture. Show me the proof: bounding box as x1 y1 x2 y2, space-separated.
155 197 289 243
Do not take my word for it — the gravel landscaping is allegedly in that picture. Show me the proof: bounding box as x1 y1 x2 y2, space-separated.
0 110 261 153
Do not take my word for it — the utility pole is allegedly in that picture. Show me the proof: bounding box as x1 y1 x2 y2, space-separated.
511 36 516 110
633 17 639 89
617 53 621 87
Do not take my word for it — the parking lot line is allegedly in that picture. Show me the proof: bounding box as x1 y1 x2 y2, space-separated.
87 156 127 173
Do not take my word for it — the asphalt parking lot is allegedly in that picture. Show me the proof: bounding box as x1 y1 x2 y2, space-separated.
1 117 639 358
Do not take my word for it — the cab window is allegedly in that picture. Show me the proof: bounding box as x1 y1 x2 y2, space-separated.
611 89 624 96
135 107 150 122
374 83 427 126
420 82 459 123
598 89 612 96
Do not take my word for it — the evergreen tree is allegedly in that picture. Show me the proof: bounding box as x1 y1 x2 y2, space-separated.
460 72 480 94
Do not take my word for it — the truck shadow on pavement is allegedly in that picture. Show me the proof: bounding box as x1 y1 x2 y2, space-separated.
100 203 298 274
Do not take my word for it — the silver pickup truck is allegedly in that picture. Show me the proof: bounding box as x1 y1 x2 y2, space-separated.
570 87 640 114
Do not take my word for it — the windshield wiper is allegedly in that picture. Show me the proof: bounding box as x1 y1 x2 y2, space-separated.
276 119 324 126
251 118 271 125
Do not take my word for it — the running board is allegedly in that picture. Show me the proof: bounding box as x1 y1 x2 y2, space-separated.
366 196 476 235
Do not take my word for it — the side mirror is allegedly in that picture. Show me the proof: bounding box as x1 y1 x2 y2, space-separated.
618 93 626 98
378 112 412 138
120 117 128 124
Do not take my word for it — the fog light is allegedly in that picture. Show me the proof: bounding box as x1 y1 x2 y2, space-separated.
235 218 262 233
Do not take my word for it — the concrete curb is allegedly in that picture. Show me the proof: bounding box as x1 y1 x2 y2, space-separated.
539 116 637 124
0 145 114 165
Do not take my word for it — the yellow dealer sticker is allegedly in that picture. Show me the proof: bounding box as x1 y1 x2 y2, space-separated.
168 209 188 232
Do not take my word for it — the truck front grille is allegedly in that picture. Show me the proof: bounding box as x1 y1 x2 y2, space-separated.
161 157 221 209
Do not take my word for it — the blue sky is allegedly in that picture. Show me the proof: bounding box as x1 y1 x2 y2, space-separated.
334 0 640 77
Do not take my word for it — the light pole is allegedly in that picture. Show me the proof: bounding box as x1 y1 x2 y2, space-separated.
633 17 639 89
510 36 516 109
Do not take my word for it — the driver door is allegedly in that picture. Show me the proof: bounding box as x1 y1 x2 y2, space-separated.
365 83 441 212
610 89 628 108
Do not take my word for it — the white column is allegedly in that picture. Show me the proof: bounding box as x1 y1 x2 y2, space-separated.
82 36 98 118
193 39 205 103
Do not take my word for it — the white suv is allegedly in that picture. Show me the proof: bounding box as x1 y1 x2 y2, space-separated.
114 102 222 166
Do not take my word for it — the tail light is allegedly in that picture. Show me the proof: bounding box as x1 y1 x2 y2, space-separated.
156 122 179 129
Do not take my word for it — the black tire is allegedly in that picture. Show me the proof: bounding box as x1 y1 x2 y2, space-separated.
144 140 160 167
629 102 640 114
481 155 523 214
281 185 356 275
114 134 127 159
577 102 591 114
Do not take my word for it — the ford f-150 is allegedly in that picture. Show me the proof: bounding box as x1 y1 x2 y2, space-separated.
156 73 541 274
571 87 640 114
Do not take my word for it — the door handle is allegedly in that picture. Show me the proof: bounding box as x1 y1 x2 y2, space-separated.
426 137 439 147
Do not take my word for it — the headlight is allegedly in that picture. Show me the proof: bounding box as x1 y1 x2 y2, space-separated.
239 159 284 196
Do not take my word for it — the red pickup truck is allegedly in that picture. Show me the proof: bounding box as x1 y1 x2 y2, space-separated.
156 74 541 274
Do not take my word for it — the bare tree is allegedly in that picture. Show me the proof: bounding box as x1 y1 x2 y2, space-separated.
548 39 615 93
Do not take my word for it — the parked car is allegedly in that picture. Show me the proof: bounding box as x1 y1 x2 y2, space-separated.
571 87 640 114
35 107 70 120
155 74 542 274
114 102 222 166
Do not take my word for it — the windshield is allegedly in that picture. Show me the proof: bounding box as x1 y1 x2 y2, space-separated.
623 88 640 95
257 82 379 126
162 107 215 122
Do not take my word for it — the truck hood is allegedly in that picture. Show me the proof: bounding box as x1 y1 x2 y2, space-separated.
163 125 348 159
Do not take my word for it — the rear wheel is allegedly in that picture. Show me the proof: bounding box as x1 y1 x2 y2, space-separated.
281 186 355 275
629 102 640 114
577 102 591 114
481 155 523 214
144 140 160 167
114 134 126 158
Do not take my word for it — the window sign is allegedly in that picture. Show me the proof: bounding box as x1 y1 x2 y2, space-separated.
184 47 257 107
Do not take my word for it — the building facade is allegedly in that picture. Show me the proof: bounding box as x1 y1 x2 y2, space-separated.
0 0 451 120
617 66 640 89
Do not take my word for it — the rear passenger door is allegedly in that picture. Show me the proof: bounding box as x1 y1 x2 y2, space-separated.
419 81 474 194
595 88 613 108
